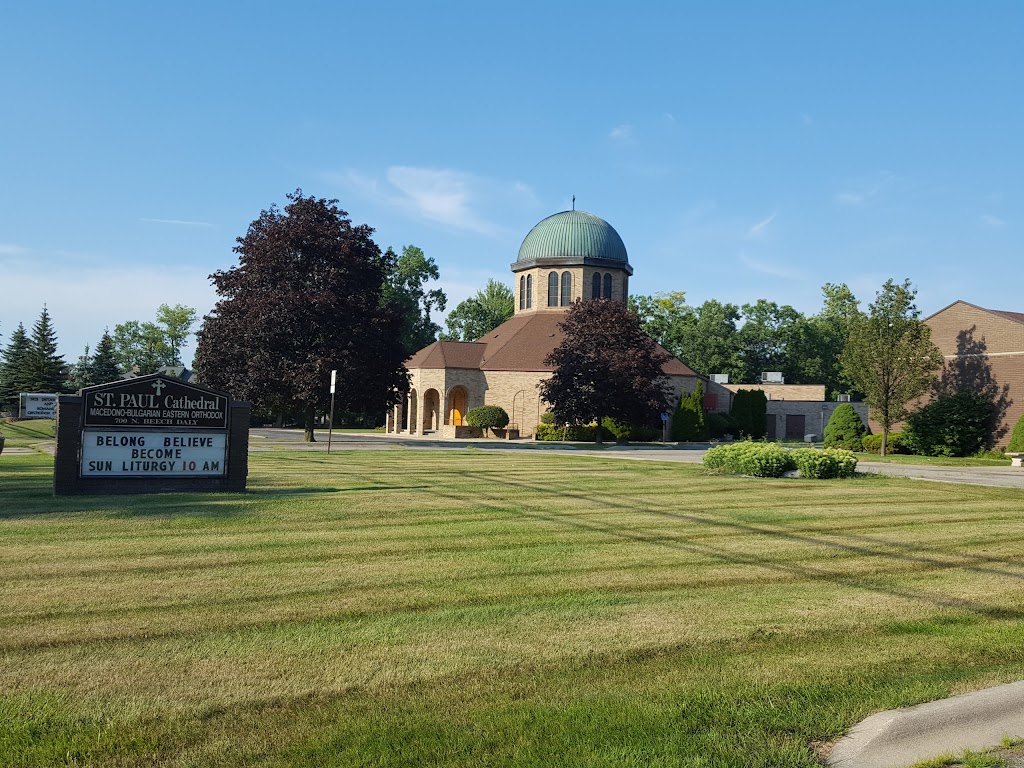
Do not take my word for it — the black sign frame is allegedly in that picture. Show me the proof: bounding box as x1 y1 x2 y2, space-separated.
81 374 229 430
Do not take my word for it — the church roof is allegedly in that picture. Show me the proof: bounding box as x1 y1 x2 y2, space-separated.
516 210 629 264
406 312 698 377
405 340 486 370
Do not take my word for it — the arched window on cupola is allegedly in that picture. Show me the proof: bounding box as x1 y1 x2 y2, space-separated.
526 275 532 309
519 276 525 310
603 273 612 299
591 272 601 300
547 272 558 307
560 271 572 306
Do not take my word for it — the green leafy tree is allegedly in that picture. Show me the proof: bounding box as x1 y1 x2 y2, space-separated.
195 190 408 441
465 405 509 437
823 403 867 451
156 303 198 366
0 323 32 411
113 304 196 373
440 280 514 341
22 307 67 394
383 245 447 357
736 300 805 384
540 299 670 444
90 330 122 384
840 279 943 456
631 293 742 379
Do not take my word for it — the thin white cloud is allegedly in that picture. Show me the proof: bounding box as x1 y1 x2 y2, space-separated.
0 243 29 256
746 211 778 239
609 124 633 141
800 112 813 126
140 218 214 227
663 113 676 125
738 252 805 280
834 171 895 207
980 213 1006 228
326 165 537 236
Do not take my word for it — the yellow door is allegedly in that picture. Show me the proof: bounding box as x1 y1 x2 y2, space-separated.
451 389 466 426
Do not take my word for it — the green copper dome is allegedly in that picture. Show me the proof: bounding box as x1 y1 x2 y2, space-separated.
516 210 629 264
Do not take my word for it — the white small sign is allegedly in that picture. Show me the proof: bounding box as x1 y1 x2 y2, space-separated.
81 431 227 477
23 393 58 419
330 369 337 394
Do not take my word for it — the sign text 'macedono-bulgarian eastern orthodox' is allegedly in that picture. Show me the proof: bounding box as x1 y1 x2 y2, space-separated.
83 378 228 429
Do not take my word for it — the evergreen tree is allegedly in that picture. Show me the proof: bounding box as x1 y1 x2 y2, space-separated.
823 403 867 450
0 323 32 411
67 345 94 392
731 389 768 439
671 380 708 441
23 307 67 393
90 330 122 384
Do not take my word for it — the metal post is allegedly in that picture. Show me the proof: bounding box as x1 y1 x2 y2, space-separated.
328 370 337 454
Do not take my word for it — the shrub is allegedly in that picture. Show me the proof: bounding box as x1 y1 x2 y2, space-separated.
540 411 556 425
465 405 509 436
535 422 613 442
702 441 794 478
1007 412 1024 453
790 448 858 479
861 432 910 454
706 411 739 439
601 417 632 440
904 392 996 457
731 389 768 439
823 404 867 451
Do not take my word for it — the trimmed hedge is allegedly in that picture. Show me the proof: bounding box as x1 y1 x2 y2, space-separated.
824 404 867 451
535 419 661 442
861 432 910 454
706 411 739 439
790 447 858 479
731 389 768 439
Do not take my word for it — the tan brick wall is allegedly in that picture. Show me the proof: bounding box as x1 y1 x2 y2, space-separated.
923 302 1024 447
721 383 827 401
513 266 629 314
767 401 870 441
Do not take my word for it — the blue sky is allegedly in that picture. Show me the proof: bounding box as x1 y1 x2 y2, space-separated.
2 1 1021 367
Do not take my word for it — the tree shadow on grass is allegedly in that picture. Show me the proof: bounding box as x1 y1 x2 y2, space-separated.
437 467 1024 624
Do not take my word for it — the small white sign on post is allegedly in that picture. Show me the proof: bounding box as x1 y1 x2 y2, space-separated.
22 393 58 419
330 370 337 394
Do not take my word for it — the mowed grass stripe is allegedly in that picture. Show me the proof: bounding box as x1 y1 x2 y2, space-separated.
3 449 1024 766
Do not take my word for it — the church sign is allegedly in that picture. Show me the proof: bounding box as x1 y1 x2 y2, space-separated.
54 374 249 495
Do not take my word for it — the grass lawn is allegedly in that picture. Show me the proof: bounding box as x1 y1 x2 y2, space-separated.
1 418 56 444
854 452 1011 467
3 450 1024 767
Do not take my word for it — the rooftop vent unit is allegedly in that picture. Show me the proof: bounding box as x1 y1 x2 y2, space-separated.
710 373 729 384
760 372 784 384
837 394 852 403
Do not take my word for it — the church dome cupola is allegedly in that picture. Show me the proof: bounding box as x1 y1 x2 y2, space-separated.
514 210 630 266
511 210 633 315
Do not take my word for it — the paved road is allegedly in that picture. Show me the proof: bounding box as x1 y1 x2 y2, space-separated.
250 429 1024 490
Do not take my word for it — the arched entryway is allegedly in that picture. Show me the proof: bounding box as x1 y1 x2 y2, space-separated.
422 389 441 433
447 386 468 426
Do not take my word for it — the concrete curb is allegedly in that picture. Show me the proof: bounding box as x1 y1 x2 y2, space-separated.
828 681 1024 767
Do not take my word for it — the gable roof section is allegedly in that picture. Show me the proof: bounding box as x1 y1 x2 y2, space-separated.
926 299 1024 326
404 341 486 370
